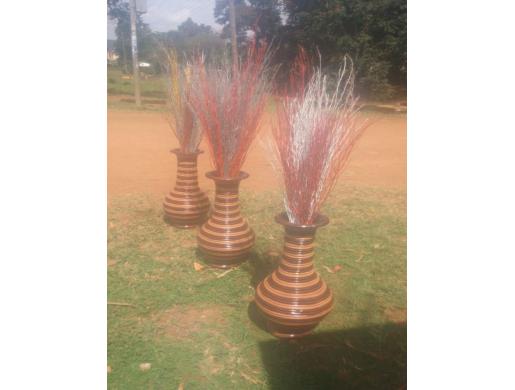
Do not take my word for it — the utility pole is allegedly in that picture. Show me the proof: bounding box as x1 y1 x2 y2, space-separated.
228 0 238 72
129 0 141 107
121 31 128 74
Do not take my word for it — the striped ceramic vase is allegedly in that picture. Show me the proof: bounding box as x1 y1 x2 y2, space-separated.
163 149 210 228
197 171 255 268
255 212 334 338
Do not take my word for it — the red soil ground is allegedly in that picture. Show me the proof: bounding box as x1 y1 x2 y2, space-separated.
107 109 406 198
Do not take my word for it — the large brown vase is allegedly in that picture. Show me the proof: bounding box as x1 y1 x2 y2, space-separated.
197 171 255 268
255 212 334 338
163 149 210 228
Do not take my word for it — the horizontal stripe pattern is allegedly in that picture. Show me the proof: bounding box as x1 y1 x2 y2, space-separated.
255 226 334 339
197 177 255 268
163 157 210 228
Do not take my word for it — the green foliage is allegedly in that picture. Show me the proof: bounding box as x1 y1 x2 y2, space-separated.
107 186 406 388
107 0 159 72
279 0 407 99
154 18 226 64
107 0 406 99
213 0 406 98
215 0 282 44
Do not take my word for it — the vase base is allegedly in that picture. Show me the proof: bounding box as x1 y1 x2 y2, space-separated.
164 214 208 229
266 321 318 339
169 223 196 229
200 253 249 269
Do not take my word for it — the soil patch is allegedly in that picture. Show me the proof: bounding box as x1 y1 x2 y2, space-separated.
384 307 407 323
108 110 406 198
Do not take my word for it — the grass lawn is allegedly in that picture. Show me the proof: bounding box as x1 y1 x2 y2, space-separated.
107 185 406 389
108 66 167 99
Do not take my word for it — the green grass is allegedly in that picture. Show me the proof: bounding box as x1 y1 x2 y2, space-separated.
107 186 406 389
108 66 167 99
107 98 168 112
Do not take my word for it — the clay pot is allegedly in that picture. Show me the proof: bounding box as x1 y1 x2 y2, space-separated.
163 149 210 228
197 171 255 268
255 212 334 338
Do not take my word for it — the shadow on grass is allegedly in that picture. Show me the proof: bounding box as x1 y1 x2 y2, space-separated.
256 321 406 390
244 250 280 287
243 229 407 388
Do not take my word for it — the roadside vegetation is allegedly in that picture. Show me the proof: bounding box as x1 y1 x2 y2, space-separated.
107 0 406 100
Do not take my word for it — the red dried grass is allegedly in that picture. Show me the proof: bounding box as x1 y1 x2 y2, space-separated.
272 50 368 225
189 41 271 177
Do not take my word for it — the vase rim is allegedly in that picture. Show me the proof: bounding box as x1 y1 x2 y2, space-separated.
205 170 249 181
170 148 203 156
275 212 329 229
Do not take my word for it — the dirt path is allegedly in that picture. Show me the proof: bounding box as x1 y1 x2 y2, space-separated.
108 110 406 198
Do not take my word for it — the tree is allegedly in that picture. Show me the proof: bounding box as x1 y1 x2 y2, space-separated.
214 0 282 47
280 0 407 98
177 18 213 36
155 18 226 65
107 0 155 72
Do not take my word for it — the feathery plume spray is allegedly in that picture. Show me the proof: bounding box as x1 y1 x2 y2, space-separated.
165 49 202 153
189 41 272 177
272 50 367 225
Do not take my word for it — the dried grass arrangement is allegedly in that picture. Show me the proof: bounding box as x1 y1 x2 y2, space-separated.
189 41 273 267
165 49 202 153
255 50 368 338
162 49 209 228
272 50 367 224
188 41 273 177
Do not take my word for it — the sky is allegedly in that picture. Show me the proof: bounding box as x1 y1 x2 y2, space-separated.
107 0 220 40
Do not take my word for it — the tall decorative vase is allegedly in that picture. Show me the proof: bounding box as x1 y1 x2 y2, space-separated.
197 171 255 268
163 149 210 228
255 212 334 338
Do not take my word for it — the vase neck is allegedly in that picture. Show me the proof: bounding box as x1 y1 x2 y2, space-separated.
282 229 316 263
213 180 241 194
276 227 317 281
212 180 241 216
174 157 200 190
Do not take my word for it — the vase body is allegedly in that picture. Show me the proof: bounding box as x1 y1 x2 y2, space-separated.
163 149 210 228
197 171 255 268
255 212 334 339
